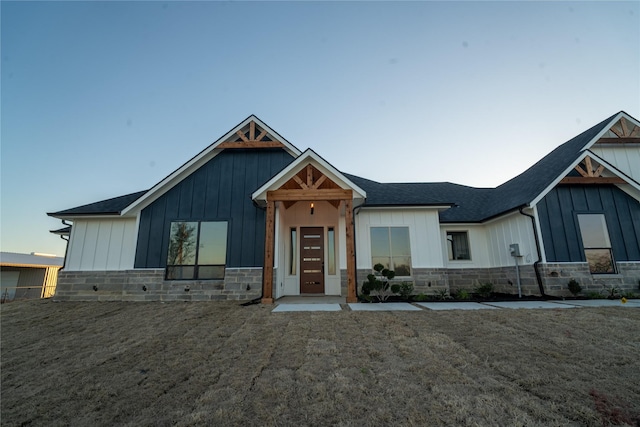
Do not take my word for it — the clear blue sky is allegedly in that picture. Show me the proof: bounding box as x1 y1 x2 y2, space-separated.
1 1 638 257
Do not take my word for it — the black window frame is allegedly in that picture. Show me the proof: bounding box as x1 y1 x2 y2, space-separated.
575 212 616 275
165 220 228 280
446 231 471 261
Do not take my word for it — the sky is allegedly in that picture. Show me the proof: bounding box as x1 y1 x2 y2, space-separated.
1 1 639 257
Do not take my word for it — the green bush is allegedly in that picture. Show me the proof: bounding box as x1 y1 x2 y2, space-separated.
391 282 413 300
434 289 450 301
567 279 582 296
361 263 397 302
414 293 428 302
474 282 494 298
454 289 471 300
604 285 621 299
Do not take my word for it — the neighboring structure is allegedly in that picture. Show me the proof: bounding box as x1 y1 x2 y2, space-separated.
0 252 64 302
48 112 640 302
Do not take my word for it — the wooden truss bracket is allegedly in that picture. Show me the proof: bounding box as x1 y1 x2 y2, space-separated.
217 120 286 149
559 155 625 185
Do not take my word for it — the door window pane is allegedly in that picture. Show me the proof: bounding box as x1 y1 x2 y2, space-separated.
290 228 297 275
327 227 336 275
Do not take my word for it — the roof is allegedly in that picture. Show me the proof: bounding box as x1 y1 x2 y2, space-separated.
252 149 367 206
48 190 148 218
345 111 633 221
120 115 301 216
1 252 64 268
49 111 635 223
50 226 72 235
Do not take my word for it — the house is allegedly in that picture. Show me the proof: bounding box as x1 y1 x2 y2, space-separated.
0 252 64 302
48 112 640 302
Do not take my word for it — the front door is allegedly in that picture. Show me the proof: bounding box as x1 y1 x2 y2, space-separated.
300 227 324 294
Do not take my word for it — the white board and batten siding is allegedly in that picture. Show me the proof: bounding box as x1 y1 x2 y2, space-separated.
484 212 537 267
66 219 137 271
441 212 538 269
590 145 640 182
355 208 443 269
440 225 490 268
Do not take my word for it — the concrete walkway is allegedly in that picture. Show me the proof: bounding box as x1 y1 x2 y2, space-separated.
271 298 638 312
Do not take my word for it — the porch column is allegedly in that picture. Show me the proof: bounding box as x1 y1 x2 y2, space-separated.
344 198 358 303
262 200 275 304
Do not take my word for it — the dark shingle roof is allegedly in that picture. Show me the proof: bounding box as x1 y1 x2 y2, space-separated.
49 112 623 223
48 190 148 217
347 112 620 222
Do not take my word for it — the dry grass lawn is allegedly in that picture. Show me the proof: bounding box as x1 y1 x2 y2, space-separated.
1 300 639 426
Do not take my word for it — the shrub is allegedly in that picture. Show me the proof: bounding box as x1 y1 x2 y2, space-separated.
567 279 582 296
454 289 471 300
361 263 397 302
604 285 621 299
474 282 494 299
434 289 450 301
414 293 428 302
586 291 603 299
390 282 414 301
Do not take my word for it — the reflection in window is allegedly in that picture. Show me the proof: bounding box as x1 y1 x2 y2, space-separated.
328 227 336 275
447 231 471 260
290 228 297 275
166 221 228 280
370 227 411 276
577 214 615 274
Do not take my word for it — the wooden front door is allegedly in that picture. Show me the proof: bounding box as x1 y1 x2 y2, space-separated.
300 227 325 294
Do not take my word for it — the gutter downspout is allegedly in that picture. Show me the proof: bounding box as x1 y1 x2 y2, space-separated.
519 207 546 297
59 220 72 271
353 205 362 301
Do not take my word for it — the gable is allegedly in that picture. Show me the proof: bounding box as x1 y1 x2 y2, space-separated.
252 149 367 207
122 115 301 216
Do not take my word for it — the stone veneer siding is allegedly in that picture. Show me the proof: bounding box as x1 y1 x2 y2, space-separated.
54 268 263 301
539 262 640 297
350 266 540 298
447 266 540 296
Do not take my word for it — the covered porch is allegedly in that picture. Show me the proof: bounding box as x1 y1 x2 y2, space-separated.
252 150 366 303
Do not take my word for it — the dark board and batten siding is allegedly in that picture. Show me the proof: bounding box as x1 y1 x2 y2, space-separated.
135 149 294 269
537 185 640 262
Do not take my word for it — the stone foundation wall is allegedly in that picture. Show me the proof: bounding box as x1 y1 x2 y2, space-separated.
354 268 447 297
55 268 263 301
447 266 539 296
539 262 640 297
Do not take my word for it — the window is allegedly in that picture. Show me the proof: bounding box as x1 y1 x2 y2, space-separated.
577 214 615 274
370 227 411 276
447 231 471 260
327 227 336 275
289 228 297 275
166 221 228 280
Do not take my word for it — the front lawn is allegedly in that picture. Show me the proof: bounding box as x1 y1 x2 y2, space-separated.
2 300 639 426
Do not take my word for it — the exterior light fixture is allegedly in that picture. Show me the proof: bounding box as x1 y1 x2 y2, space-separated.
310 202 314 215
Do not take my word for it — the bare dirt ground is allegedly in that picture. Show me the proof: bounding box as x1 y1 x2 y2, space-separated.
1 300 639 426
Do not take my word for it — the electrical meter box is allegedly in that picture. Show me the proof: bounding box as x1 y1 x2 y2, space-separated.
509 244 522 257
